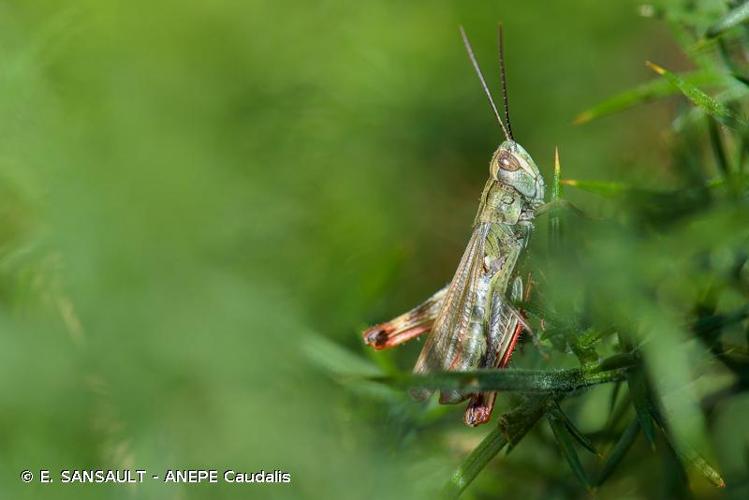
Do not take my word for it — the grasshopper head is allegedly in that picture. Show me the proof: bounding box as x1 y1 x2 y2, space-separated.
490 140 545 205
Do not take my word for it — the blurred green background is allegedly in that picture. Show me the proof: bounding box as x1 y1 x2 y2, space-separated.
1 1 746 499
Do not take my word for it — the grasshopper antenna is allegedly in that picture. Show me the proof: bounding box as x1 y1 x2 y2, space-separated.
459 26 511 142
497 23 514 141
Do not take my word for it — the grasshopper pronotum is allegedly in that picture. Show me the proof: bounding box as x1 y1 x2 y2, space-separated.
363 26 546 426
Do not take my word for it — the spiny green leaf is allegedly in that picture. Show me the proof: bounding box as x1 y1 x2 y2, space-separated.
707 115 730 176
561 177 728 199
608 380 623 417
659 427 726 488
646 61 744 128
598 352 641 371
302 334 382 377
574 70 727 124
504 395 556 451
679 448 727 488
550 147 562 248
444 395 552 497
535 198 591 218
552 147 562 201
626 368 657 448
693 303 749 338
445 426 508 498
661 436 691 497
551 403 598 455
548 411 591 488
387 361 632 394
338 377 402 403
565 327 601 366
595 419 641 486
560 179 631 197
651 407 726 488
577 327 617 351
706 2 749 38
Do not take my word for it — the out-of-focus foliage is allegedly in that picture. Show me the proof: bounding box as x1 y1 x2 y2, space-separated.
0 0 745 499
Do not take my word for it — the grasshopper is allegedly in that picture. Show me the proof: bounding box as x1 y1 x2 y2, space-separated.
362 26 545 426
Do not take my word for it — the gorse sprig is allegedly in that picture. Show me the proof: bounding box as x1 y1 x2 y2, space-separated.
312 2 749 498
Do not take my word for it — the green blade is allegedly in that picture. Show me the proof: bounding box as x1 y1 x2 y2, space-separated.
551 404 598 455
376 353 636 395
560 179 631 197
393 364 630 394
678 448 727 489
552 147 562 201
646 61 744 128
626 368 657 448
547 411 591 488
444 426 508 498
595 418 641 486
651 408 726 488
707 115 730 176
302 334 382 377
549 147 562 248
574 71 726 124
706 2 749 38
444 395 551 497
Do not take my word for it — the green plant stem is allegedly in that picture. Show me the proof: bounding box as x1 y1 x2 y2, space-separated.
444 395 553 498
372 353 636 394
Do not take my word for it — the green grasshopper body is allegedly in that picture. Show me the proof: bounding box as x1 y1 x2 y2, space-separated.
363 27 545 426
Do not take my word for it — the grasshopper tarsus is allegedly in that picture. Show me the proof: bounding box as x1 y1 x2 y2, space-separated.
465 392 498 427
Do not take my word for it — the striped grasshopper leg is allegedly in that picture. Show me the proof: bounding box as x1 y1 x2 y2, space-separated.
362 287 447 350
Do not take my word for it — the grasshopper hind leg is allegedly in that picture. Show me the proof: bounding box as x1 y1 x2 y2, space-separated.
362 286 447 350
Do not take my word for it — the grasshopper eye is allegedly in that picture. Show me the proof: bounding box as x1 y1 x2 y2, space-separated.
498 152 520 172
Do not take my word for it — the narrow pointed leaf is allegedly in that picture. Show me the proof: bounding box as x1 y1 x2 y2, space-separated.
504 394 556 452
445 395 551 497
598 352 641 371
535 198 591 218
302 334 382 377
646 61 744 128
693 302 749 338
660 429 726 488
368 353 636 394
565 327 601 366
548 411 590 488
626 369 657 447
561 177 728 199
707 115 730 175
339 378 402 403
595 419 641 486
551 404 598 455
680 449 727 488
552 147 562 201
706 2 749 38
574 71 727 124
395 365 629 394
445 426 508 498
608 380 623 416
661 434 691 497
560 179 631 197
651 408 726 488
577 327 616 351
550 147 562 248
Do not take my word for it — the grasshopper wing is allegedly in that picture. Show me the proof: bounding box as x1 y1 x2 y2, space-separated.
412 224 493 401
